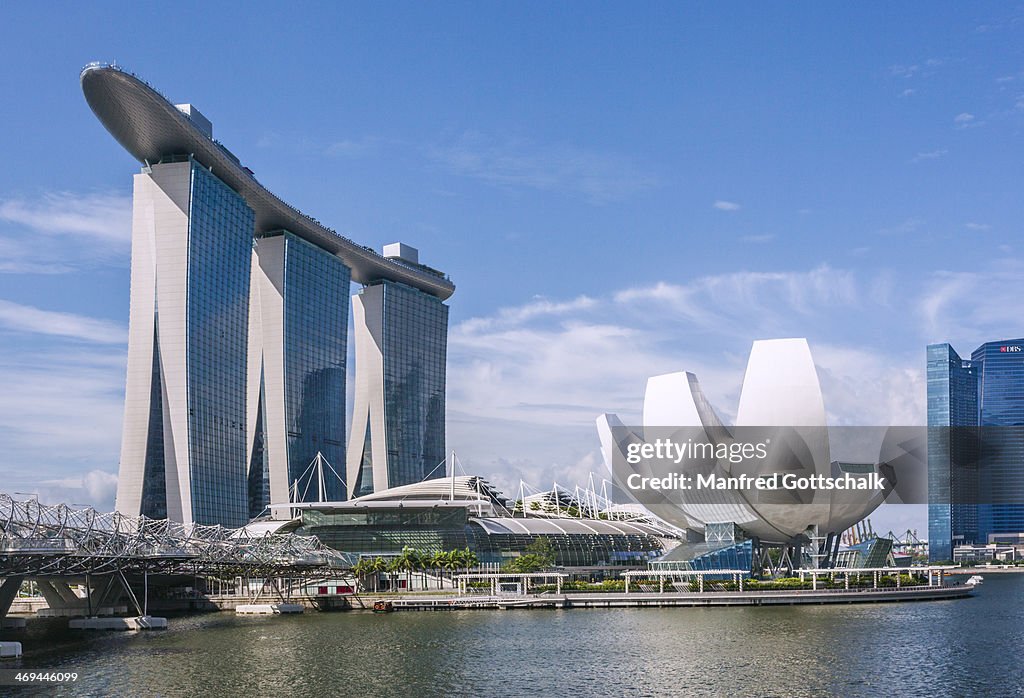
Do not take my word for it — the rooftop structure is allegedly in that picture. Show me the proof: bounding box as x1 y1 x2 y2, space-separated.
264 476 676 571
80 63 453 299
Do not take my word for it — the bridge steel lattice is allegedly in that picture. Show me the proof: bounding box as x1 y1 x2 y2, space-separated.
0 493 354 614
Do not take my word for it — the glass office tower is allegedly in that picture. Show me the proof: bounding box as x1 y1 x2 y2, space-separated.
347 273 449 497
928 338 1024 561
926 343 978 562
117 159 254 528
972 340 1024 542
247 231 350 517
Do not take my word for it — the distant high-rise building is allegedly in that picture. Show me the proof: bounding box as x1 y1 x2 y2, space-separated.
928 339 1024 561
972 341 1024 543
348 244 449 497
926 343 979 562
82 63 454 527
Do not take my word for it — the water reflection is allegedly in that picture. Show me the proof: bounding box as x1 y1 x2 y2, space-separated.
3 575 1023 697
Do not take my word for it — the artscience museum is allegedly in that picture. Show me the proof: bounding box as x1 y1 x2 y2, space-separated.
598 338 921 571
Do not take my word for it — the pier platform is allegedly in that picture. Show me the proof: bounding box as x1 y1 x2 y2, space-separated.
68 616 167 631
384 584 975 611
236 603 304 615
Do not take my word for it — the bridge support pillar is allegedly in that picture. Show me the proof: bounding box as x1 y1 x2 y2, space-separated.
36 580 82 610
0 577 25 617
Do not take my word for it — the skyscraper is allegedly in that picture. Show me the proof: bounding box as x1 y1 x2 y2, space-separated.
926 343 978 562
972 341 1024 543
82 63 454 527
347 244 449 497
247 231 351 518
928 339 1024 562
117 159 254 527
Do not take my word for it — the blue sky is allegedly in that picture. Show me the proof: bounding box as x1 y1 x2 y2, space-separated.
1 3 1023 533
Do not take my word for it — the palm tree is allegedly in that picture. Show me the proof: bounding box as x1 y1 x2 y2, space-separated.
428 551 448 589
386 555 405 592
369 557 387 592
393 546 420 591
412 549 429 590
351 558 369 592
452 547 478 577
463 548 479 573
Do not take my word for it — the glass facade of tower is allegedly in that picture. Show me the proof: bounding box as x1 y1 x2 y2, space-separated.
185 163 254 526
140 324 167 519
926 343 977 562
928 339 1024 562
972 340 1024 542
350 280 447 495
280 232 351 502
383 282 448 488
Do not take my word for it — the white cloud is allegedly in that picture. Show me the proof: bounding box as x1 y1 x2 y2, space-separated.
612 265 859 333
918 260 1024 344
899 88 916 98
0 192 130 244
31 470 119 511
876 217 924 235
458 295 597 334
446 265 905 495
713 200 740 211
911 149 947 162
424 132 657 203
740 234 775 243
954 112 975 125
813 343 925 426
0 191 131 273
0 347 125 503
965 222 991 231
0 299 127 344
889 64 920 78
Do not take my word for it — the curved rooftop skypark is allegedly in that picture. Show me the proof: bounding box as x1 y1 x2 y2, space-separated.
80 63 454 299
83 63 454 528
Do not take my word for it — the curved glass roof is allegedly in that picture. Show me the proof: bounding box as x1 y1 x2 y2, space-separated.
470 517 671 538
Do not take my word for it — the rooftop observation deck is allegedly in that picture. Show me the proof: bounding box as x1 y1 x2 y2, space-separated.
80 62 454 300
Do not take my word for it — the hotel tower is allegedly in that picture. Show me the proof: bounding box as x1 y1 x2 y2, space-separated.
81 63 454 527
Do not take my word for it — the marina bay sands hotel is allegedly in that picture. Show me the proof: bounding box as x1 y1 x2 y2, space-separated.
81 64 454 528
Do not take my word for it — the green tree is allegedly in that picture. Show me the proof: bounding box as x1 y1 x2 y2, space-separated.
428 551 447 589
503 538 555 574
369 557 387 592
525 537 555 566
351 558 370 592
394 547 420 591
386 555 404 591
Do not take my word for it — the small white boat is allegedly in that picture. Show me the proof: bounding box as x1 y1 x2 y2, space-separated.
965 575 984 586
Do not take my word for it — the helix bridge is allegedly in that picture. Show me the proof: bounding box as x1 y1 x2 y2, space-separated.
0 492 353 584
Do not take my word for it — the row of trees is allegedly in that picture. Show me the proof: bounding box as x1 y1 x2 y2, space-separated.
350 547 480 592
